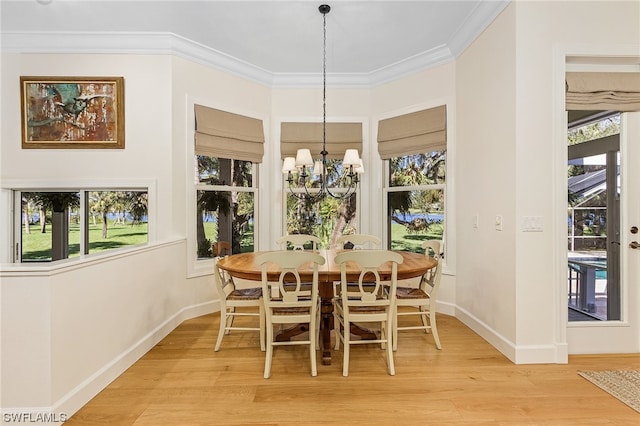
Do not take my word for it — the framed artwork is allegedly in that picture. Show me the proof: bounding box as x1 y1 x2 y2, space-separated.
20 76 125 149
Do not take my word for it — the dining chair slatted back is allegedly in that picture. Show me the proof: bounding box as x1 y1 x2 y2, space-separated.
336 234 381 250
333 234 382 297
213 257 265 352
257 251 325 379
393 240 443 350
276 234 321 251
333 250 403 376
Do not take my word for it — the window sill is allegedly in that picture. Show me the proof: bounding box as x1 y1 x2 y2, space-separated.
0 240 182 276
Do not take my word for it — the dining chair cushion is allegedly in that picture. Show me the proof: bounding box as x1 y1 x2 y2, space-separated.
334 298 386 313
396 287 429 299
227 287 262 300
272 306 312 315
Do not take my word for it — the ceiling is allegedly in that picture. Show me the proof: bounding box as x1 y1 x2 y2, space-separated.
0 0 510 86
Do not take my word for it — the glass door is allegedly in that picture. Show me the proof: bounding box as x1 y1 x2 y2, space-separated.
567 112 620 321
566 110 640 353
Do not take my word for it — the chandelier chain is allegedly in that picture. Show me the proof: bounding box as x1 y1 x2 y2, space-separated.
322 9 327 156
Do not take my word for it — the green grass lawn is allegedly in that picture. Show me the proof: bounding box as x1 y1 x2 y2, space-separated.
22 220 440 260
390 222 444 252
21 222 148 260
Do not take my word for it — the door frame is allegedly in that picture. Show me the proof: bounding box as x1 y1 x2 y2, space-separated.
552 45 640 358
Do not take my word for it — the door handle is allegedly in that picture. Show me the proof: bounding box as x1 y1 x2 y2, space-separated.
630 241 640 250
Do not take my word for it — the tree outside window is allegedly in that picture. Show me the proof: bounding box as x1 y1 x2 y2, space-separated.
196 155 255 258
284 158 358 248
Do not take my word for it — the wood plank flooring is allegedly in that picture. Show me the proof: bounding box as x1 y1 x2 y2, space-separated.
65 311 639 425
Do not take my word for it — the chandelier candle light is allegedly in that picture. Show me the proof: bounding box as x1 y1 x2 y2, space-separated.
282 4 362 201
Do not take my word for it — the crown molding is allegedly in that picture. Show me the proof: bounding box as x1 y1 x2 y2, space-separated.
0 31 277 86
2 26 463 88
448 0 510 57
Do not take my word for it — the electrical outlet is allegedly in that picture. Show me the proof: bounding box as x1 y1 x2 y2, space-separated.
495 215 503 231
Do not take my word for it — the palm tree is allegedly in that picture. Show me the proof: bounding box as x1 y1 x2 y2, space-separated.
89 192 118 239
123 191 148 224
29 192 80 260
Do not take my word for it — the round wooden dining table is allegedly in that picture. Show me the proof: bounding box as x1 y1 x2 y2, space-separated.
217 248 437 365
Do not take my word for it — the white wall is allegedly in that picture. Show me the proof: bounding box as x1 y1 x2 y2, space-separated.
0 54 218 416
455 0 640 363
456 4 518 358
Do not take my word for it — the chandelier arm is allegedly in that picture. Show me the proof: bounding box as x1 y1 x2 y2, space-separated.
323 175 357 200
286 178 325 202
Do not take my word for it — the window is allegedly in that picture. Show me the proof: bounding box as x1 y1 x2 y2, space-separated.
17 189 148 262
193 105 264 259
284 159 359 248
386 151 446 253
378 105 447 253
281 122 363 248
196 156 255 258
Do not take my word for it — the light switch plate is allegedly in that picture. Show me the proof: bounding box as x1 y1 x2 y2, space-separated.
495 215 503 231
523 216 543 232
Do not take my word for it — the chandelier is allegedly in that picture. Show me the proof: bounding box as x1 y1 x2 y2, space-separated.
282 4 362 202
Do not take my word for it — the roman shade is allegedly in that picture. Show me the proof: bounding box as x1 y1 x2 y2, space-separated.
280 122 362 160
195 105 265 163
377 105 446 159
566 72 640 112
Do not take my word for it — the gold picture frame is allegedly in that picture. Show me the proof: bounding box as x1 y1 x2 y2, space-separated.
20 76 125 149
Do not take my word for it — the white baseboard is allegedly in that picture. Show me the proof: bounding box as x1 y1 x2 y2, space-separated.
436 300 456 317
50 300 220 419
455 306 566 364
455 305 516 362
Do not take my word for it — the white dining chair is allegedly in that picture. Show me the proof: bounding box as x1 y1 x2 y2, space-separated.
213 257 265 352
393 240 443 350
257 250 325 378
276 234 321 251
333 250 403 376
336 234 381 250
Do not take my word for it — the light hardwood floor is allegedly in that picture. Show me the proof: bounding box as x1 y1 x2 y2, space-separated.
66 311 639 425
